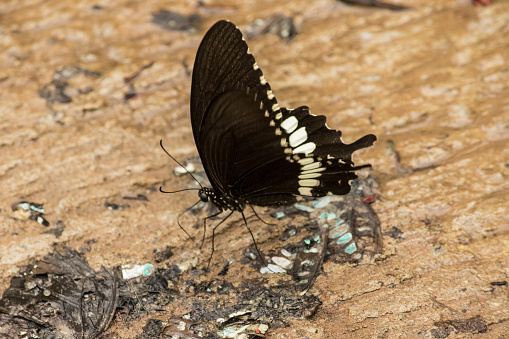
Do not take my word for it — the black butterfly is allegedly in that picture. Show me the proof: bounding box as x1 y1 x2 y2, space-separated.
163 20 376 258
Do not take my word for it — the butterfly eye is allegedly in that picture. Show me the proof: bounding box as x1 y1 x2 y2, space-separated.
199 191 209 202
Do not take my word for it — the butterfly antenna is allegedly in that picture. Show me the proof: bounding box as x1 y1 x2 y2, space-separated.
207 211 234 268
159 140 203 189
175 199 203 240
241 211 268 268
249 205 275 226
159 187 200 194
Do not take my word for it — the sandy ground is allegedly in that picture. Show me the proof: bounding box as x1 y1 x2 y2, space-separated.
1 0 508 337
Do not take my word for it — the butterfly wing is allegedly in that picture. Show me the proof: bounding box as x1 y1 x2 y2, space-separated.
190 20 376 205
234 107 376 205
191 20 283 195
191 20 275 147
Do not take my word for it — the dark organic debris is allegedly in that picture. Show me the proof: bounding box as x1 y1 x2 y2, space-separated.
242 247 264 265
339 0 409 10
240 177 382 294
79 238 98 254
104 201 130 210
124 62 155 84
38 79 72 104
244 15 298 42
0 249 118 338
279 226 298 241
162 318 198 338
125 84 137 101
325 192 383 262
430 326 453 339
434 315 488 334
490 281 507 286
388 139 436 173
385 226 404 240
38 66 102 109
123 194 150 201
114 262 321 337
218 259 233 276
138 319 164 338
0 240 325 338
42 219 66 238
430 296 456 313
387 139 413 174
162 279 321 337
11 201 50 227
153 246 174 263
56 65 102 79
117 266 181 319
182 58 192 76
123 62 155 101
292 223 329 294
151 10 201 32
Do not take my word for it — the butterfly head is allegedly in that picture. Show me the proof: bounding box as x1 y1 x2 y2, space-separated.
199 189 209 202
199 187 224 210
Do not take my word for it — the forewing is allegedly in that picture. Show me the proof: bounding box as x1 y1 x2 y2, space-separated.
191 20 277 147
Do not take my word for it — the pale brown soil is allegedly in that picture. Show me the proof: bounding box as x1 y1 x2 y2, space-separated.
1 0 508 337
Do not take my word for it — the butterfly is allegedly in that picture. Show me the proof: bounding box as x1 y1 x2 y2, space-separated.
162 20 376 260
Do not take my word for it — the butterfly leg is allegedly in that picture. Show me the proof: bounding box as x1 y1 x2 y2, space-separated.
200 210 223 249
249 205 275 226
176 199 202 240
240 211 268 268
207 210 234 268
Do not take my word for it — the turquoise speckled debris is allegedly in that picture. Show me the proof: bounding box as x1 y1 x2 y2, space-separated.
337 232 353 244
345 242 357 254
331 224 349 239
334 217 344 226
295 204 314 212
312 196 332 209
319 212 336 220
275 211 285 219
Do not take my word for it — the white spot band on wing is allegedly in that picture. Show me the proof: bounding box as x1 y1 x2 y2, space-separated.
298 158 314 166
301 167 326 175
299 179 320 187
289 127 307 147
301 162 320 171
298 187 313 196
292 142 316 155
298 172 322 179
280 116 298 133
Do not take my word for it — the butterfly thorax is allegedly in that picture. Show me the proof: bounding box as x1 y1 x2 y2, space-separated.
199 187 245 212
